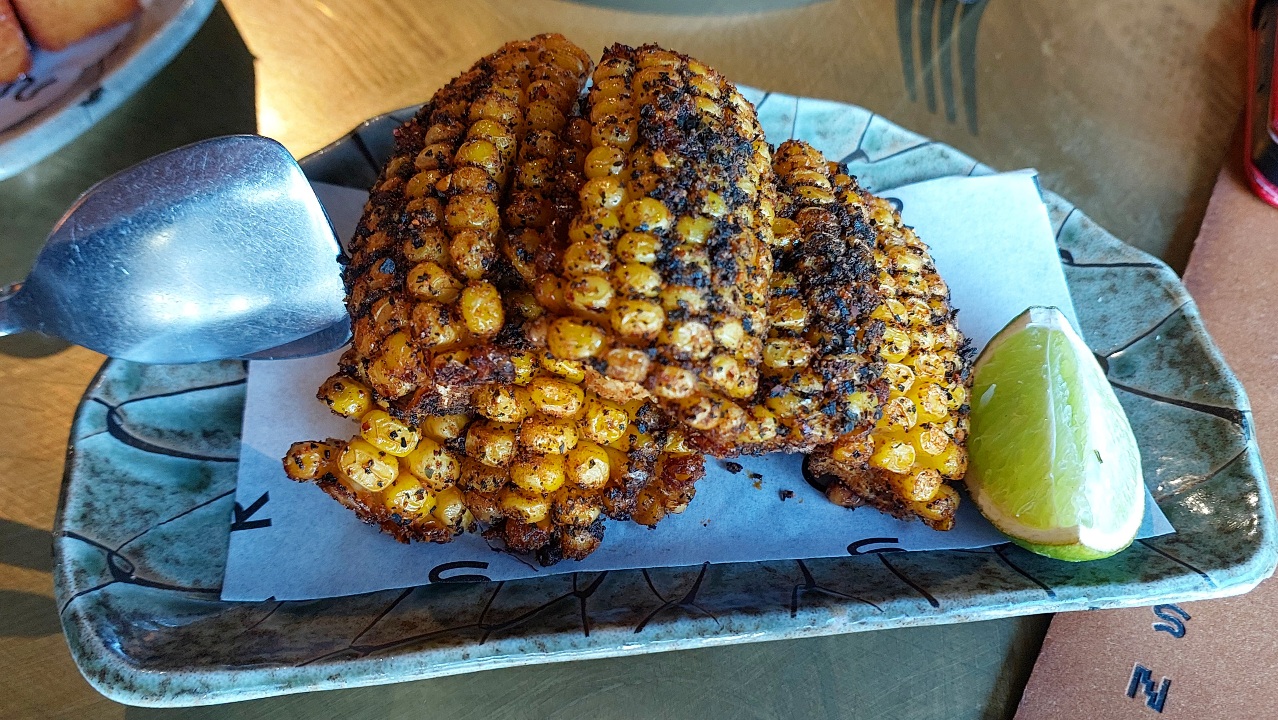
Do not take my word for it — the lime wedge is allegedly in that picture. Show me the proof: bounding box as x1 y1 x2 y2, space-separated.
967 306 1143 561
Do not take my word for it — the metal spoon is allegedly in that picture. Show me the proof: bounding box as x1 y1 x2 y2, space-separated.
0 135 350 363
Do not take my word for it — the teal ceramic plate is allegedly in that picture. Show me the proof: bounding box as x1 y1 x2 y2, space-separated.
53 91 1277 707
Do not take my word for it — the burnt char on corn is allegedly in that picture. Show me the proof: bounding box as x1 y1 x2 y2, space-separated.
706 140 888 457
804 152 971 531
532 43 777 453
338 34 592 421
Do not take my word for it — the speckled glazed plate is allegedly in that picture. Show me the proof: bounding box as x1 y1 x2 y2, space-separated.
53 91 1277 707
0 0 218 180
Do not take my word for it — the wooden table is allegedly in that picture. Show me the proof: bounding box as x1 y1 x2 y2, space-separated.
0 1 1247 717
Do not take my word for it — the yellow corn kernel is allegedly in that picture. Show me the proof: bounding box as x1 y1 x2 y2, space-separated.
510 351 537 386
410 301 463 349
880 327 912 363
910 352 948 381
453 139 503 180
338 438 399 492
701 190 727 218
620 198 673 233
659 285 708 314
946 382 968 408
568 208 621 244
877 396 918 432
450 230 496 281
890 468 942 503
924 442 968 479
359 410 421 457
530 376 586 418
431 485 470 531
533 275 568 314
870 437 916 475
382 473 437 517
566 274 616 313
553 493 602 528
558 442 610 491
769 296 808 331
712 320 745 350
603 347 651 383
591 113 638 150
584 145 626 178
661 321 714 360
510 453 568 494
913 484 959 526
610 299 665 339
613 262 662 297
539 352 587 382
318 375 372 418
445 193 500 238
403 437 461 491
579 396 629 444
615 232 660 263
580 176 627 210
908 382 950 423
871 298 908 325
499 487 551 524
907 423 951 456
421 414 468 443
475 384 534 423
406 261 463 302
765 390 805 418
521 417 580 454
548 317 607 360
881 362 915 396
284 441 335 481
525 100 566 132
465 421 517 467
651 364 697 399
562 240 613 277
458 458 506 494
675 215 715 245
467 118 516 157
763 337 815 369
460 281 504 337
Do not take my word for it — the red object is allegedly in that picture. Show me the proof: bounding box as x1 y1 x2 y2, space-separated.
1246 0 1278 207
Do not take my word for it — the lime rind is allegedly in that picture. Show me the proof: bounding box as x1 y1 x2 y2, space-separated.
967 306 1143 561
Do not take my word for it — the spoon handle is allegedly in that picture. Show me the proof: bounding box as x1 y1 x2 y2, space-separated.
0 283 26 337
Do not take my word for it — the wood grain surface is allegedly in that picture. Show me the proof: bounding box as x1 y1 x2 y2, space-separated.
0 1 1248 718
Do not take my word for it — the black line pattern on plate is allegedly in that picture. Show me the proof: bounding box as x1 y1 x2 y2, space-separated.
635 564 719 633
59 531 222 614
1136 540 1217 587
992 544 1056 598
790 560 882 617
877 555 941 608
1058 247 1161 269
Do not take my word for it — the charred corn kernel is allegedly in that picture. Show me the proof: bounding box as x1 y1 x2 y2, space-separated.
284 441 336 481
910 352 948 380
403 437 461 490
563 240 613 276
603 348 650 383
510 453 568 494
615 232 660 263
912 484 960 526
830 433 873 463
510 351 537 385
610 299 665 339
422 413 469 442
445 194 500 238
882 363 915 395
383 474 437 516
762 337 815 369
565 442 611 489
613 262 662 297
548 317 607 360
475 384 534 423
460 281 504 337
411 302 463 349
890 468 942 503
360 410 421 456
553 493 602 527
566 274 615 312
339 438 399 492
499 487 550 524
580 176 627 209
769 297 808 331
651 364 697 399
431 485 469 531
620 198 673 232
407 261 463 302
450 230 496 280
579 397 629 444
584 145 626 178
520 417 580 454
539 351 587 382
877 396 918 432
659 285 707 314
459 458 507 493
907 382 950 423
465 421 517 467
880 327 912 363
568 208 621 244
530 376 586 417
318 375 372 418
870 438 916 475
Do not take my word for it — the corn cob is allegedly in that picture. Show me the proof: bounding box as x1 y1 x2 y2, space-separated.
338 34 592 420
803 149 971 530
285 366 705 563
530 43 776 453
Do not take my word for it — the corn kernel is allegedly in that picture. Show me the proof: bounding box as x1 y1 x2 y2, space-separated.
563 240 613 277
620 198 673 232
651 364 697 399
530 376 586 418
584 145 626 178
402 437 461 491
359 410 421 456
318 375 372 418
908 423 950 456
339 438 399 492
382 474 437 516
610 299 665 339
406 261 463 302
566 274 615 313
603 347 651 383
284 441 335 481
460 281 504 337
521 417 580 454
510 351 537 385
548 317 607 360
615 232 661 263
880 327 912 363
908 382 950 422
422 413 469 443
890 468 942 503
475 384 534 423
431 485 470 531
499 487 550 524
870 437 915 475
877 396 918 432
465 421 517 467
510 453 568 494
613 262 662 297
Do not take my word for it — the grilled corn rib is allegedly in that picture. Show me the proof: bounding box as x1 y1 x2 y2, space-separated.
802 150 971 530
285 366 705 563
339 34 592 420
531 43 776 452
702 140 888 457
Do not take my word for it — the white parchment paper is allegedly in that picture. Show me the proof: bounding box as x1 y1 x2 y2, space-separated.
221 171 1172 601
